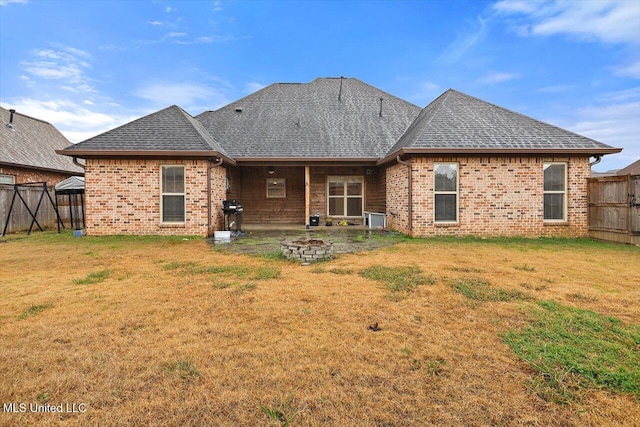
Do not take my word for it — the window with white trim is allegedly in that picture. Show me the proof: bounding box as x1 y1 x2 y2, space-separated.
0 174 15 185
434 163 458 223
327 176 364 217
160 165 185 223
266 178 286 198
543 162 566 221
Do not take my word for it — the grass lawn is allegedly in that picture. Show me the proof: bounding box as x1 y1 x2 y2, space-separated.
0 232 639 426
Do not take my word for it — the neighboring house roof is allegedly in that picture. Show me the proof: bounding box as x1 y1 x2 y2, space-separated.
384 89 619 162
617 159 640 175
197 78 422 159
59 105 233 163
591 169 620 177
0 106 83 174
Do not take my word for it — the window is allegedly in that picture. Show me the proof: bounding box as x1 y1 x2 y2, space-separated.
434 163 458 223
543 162 566 221
327 176 364 217
160 165 185 223
0 174 15 185
266 178 286 198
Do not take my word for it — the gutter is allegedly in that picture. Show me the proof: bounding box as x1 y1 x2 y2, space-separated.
72 157 86 170
396 155 412 231
377 147 624 166
55 149 236 166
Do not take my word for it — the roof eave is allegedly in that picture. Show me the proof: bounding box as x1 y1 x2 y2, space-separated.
0 160 84 176
56 149 236 166
234 157 379 166
377 147 623 165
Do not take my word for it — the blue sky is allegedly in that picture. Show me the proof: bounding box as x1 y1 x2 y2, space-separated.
1 0 638 171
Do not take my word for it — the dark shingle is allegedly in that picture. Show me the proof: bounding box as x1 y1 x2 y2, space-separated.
0 107 83 174
196 78 422 158
388 89 617 155
60 105 228 155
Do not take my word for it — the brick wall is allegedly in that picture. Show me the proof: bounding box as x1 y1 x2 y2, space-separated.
386 156 591 237
210 164 227 233
385 163 409 232
0 165 79 187
85 158 221 236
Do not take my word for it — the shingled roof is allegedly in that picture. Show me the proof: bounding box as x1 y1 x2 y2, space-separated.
59 105 232 162
57 79 621 164
384 89 619 161
616 159 640 175
197 78 422 159
0 107 83 174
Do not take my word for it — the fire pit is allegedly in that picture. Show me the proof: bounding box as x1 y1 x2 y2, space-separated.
281 239 334 263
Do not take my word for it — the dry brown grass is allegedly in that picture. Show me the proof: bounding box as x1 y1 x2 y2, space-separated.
0 233 639 426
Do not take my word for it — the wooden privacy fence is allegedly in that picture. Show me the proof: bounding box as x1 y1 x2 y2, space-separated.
0 184 79 234
588 174 640 245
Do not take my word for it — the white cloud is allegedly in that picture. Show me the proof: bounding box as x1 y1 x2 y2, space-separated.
244 82 266 93
165 6 174 13
133 81 230 111
546 91 640 170
478 71 520 84
612 59 640 79
438 14 490 64
0 0 28 6
214 1 222 12
147 20 163 26
537 84 573 93
599 87 640 102
166 32 187 38
0 98 137 143
171 35 237 44
20 46 95 93
494 0 640 45
492 1 537 14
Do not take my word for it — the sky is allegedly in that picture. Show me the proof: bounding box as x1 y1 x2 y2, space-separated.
0 0 638 172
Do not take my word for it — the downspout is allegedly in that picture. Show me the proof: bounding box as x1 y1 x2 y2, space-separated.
396 155 412 231
208 158 224 236
72 156 86 170
589 155 602 167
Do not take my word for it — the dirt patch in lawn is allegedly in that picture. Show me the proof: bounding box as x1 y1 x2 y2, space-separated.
209 228 409 258
0 232 638 426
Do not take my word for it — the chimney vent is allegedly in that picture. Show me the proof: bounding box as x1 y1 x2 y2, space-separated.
6 109 16 130
338 76 344 101
379 98 383 117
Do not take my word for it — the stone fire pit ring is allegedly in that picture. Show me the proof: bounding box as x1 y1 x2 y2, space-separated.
281 239 334 263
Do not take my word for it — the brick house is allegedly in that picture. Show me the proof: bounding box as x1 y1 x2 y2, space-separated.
57 78 620 237
1 107 84 186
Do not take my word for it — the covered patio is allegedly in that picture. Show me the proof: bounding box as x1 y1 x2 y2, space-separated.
225 163 386 227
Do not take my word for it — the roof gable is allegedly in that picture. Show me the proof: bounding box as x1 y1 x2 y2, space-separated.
60 105 228 157
0 107 83 174
386 89 618 157
197 78 422 159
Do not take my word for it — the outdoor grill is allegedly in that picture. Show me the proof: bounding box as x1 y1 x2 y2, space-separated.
222 199 243 232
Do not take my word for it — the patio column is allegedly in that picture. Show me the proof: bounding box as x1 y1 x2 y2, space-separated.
305 165 310 226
